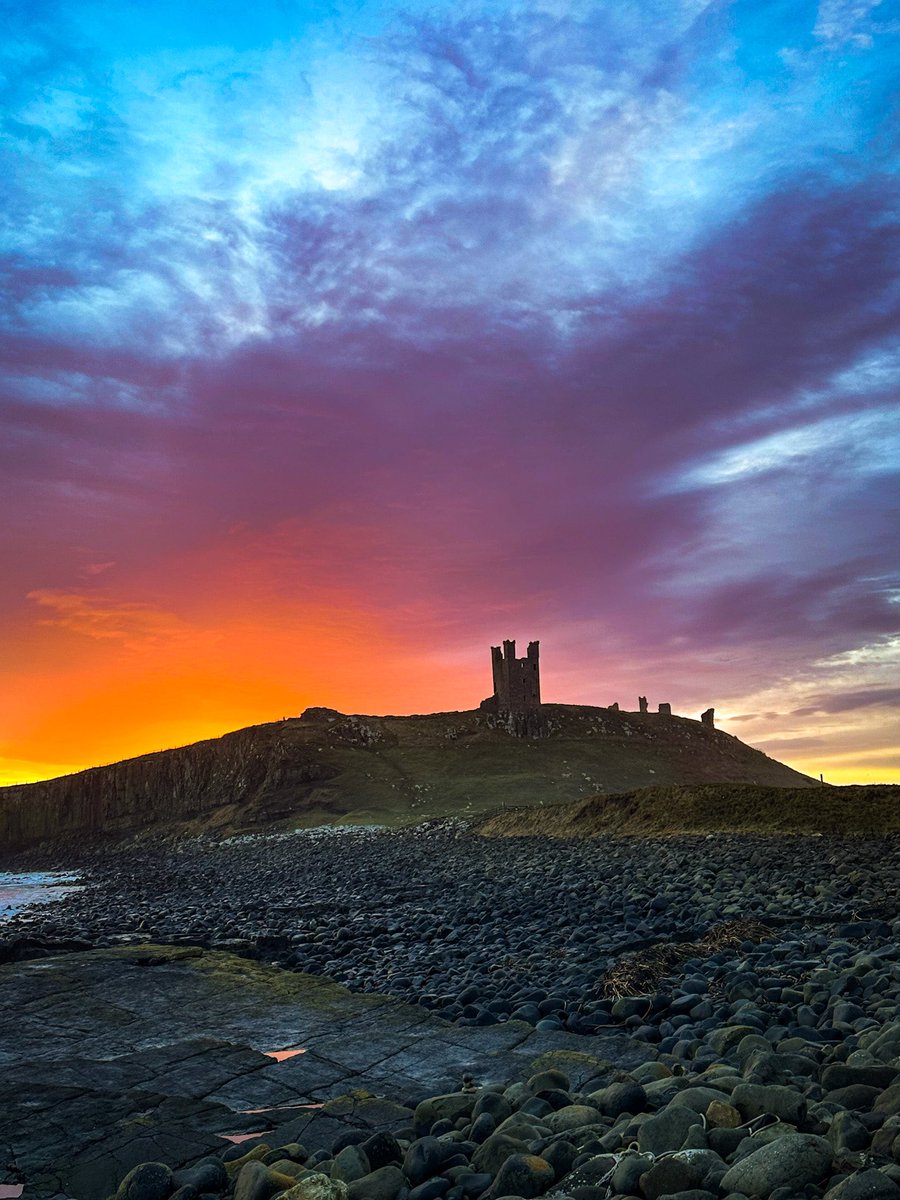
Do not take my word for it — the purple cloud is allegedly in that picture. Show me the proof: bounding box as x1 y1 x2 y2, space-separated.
792 687 900 717
1 0 898 778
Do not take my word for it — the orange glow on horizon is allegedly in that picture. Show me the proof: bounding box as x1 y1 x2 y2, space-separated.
1 651 896 789
1 573 896 789
0 587 487 786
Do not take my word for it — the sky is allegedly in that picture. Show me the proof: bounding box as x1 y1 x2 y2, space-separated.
2 0 898 786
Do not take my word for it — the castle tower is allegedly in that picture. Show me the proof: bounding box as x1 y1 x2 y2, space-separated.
482 639 544 736
490 639 541 712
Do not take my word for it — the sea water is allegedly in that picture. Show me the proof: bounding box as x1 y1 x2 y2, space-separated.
0 871 81 921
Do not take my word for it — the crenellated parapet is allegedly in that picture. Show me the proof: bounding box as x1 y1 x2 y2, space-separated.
482 638 544 736
490 638 541 713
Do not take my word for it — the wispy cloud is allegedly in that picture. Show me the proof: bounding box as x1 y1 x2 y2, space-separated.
27 589 191 647
792 686 900 715
670 406 900 491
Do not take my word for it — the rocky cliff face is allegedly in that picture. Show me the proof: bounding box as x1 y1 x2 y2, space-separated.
0 724 338 851
0 704 814 852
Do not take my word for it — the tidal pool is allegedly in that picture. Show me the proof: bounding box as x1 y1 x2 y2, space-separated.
0 871 82 921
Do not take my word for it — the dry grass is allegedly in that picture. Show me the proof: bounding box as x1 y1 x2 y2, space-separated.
601 919 773 999
478 783 900 839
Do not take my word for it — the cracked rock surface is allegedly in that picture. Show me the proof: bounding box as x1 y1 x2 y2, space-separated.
0 944 642 1198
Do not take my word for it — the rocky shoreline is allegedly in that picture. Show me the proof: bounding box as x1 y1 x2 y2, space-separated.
2 825 899 1200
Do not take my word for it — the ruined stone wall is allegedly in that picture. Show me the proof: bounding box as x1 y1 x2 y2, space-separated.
491 639 541 712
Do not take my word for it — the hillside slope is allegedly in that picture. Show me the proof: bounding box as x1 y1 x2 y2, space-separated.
477 782 900 838
0 704 814 851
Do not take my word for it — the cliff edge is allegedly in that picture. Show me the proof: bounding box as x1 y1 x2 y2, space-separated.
0 703 814 851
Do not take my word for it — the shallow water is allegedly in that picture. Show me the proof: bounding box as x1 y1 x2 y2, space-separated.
0 871 81 921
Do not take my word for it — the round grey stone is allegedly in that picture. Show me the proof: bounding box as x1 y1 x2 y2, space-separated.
719 1133 832 1198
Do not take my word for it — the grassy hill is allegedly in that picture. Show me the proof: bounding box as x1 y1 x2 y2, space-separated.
477 781 900 838
0 703 815 851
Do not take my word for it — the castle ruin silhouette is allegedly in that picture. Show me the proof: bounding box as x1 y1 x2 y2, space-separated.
479 639 544 735
482 637 714 736
491 639 541 712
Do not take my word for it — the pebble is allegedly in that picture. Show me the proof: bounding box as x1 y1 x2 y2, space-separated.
8 825 900 1200
7 829 898 1045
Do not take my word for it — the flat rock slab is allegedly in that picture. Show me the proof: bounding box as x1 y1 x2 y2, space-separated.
0 945 642 1199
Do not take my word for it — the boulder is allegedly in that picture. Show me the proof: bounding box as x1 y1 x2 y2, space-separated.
828 1111 871 1154
822 1066 899 1092
706 1100 742 1129
282 1177 349 1200
671 1087 733 1114
528 1069 570 1094
403 1137 445 1186
234 1162 283 1200
360 1132 402 1170
544 1104 605 1134
346 1166 407 1200
472 1133 531 1176
591 1081 647 1117
824 1169 900 1200
116 1163 175 1200
415 1092 476 1131
487 1153 555 1199
330 1146 371 1184
719 1133 832 1198
732 1083 806 1126
551 1153 618 1196
173 1159 228 1194
875 1086 900 1118
640 1154 711 1200
638 1105 700 1155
